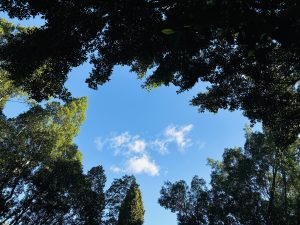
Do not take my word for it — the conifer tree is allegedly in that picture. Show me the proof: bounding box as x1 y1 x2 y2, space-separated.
117 180 145 225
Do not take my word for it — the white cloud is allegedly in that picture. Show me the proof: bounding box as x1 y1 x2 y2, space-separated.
94 124 198 177
165 124 193 151
110 132 131 149
110 132 134 155
126 155 159 176
128 140 146 153
94 137 105 151
152 139 169 155
110 165 123 173
109 132 147 155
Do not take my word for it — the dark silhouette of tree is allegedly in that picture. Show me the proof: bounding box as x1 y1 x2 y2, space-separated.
159 177 209 225
0 1 299 147
105 175 136 225
159 127 300 225
117 180 145 225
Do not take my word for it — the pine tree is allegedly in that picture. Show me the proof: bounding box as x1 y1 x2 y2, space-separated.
117 180 145 225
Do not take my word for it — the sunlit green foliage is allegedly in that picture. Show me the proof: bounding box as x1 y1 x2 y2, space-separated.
117 180 145 225
0 72 108 224
0 97 105 224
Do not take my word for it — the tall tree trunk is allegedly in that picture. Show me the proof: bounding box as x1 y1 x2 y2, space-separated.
282 168 288 224
266 154 278 225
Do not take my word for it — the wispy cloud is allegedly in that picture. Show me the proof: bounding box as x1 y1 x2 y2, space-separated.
109 132 146 156
94 124 194 155
110 132 131 149
126 155 159 176
128 139 146 153
165 124 193 152
94 124 198 176
110 165 123 173
94 137 105 151
152 139 169 155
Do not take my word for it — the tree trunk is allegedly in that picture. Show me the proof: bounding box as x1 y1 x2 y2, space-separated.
266 154 278 225
282 168 288 224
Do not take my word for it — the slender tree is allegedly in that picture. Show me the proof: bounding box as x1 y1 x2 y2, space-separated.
105 175 136 225
117 180 145 225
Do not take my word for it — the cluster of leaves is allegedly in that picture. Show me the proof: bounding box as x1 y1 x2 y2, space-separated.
159 128 300 225
0 17 71 101
0 1 299 147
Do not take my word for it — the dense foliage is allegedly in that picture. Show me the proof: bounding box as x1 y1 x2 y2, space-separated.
117 180 145 225
159 128 300 225
1 1 300 224
0 93 108 224
0 1 299 147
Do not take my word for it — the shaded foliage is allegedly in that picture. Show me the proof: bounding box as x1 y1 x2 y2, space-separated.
159 128 300 225
0 1 299 146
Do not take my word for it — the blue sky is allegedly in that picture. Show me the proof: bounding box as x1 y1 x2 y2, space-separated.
65 64 258 224
2 14 261 225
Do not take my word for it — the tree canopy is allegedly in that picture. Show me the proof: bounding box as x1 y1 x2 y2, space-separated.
0 94 109 224
0 11 149 224
0 1 299 147
0 50 108 224
1 2 300 223
159 128 300 225
0 29 141 222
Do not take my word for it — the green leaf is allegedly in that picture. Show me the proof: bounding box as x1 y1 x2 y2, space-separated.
161 28 176 35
